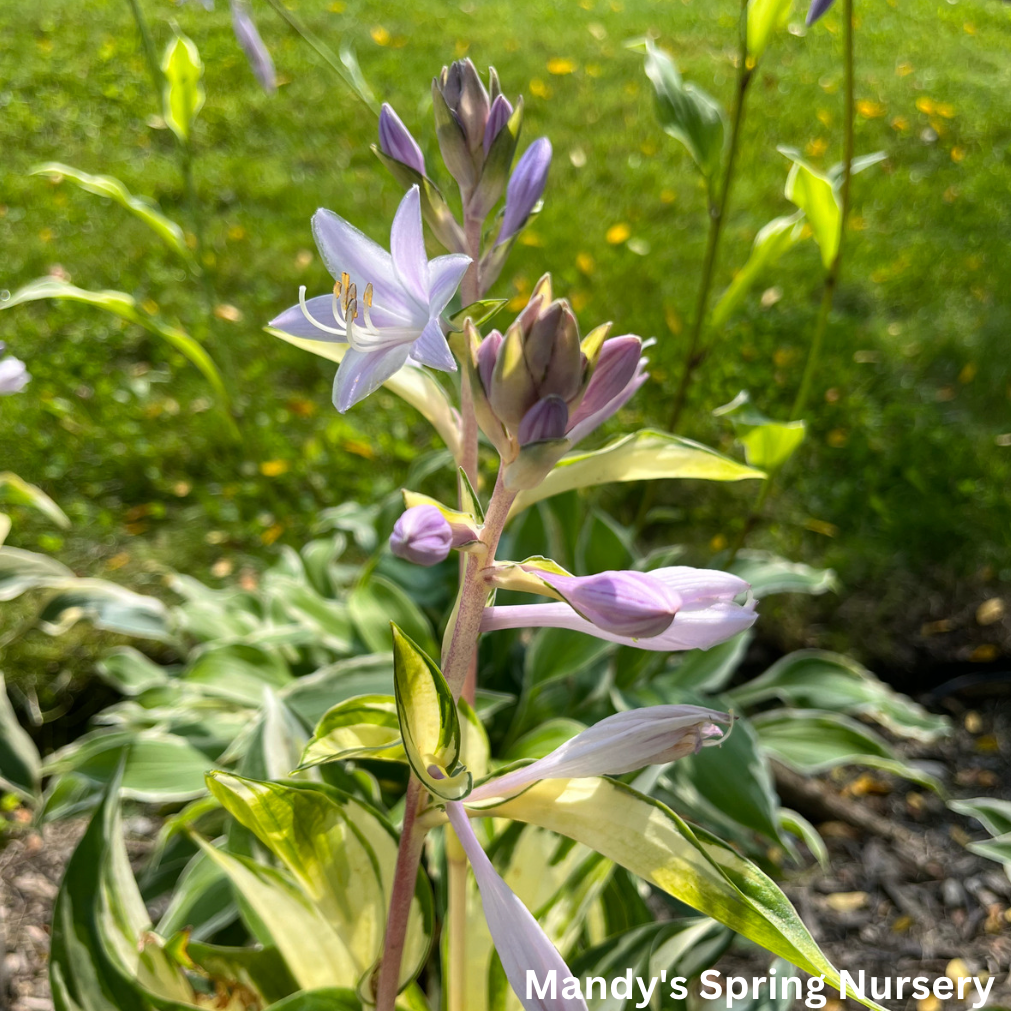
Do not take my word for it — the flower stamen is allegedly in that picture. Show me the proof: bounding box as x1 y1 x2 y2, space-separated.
298 285 346 337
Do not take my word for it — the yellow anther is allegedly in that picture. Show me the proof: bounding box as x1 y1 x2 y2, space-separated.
363 283 374 307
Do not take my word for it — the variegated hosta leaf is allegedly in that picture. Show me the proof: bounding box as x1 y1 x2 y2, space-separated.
751 709 945 793
508 430 763 518
266 328 462 460
31 163 190 259
727 550 839 598
299 694 405 769
1 278 228 403
206 773 434 992
480 777 888 1011
729 649 950 742
0 672 41 803
0 471 70 528
392 624 471 801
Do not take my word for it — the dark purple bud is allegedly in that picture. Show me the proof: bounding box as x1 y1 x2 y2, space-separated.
537 569 681 639
484 94 513 156
806 0 836 24
229 0 277 94
571 336 643 426
477 330 503 394
517 395 568 445
379 103 426 176
497 138 552 245
390 505 453 566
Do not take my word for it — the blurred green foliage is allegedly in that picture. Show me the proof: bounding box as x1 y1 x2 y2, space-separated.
1 0 1009 677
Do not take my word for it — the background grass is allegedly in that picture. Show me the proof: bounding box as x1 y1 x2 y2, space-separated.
1 0 1009 687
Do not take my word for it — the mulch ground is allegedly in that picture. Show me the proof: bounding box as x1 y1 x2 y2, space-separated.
2 700 1009 1011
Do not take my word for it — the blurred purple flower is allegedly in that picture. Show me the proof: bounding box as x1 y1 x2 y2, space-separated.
445 802 588 1011
498 138 552 245
230 0 276 93
468 705 732 802
0 346 30 396
270 186 470 412
806 0 836 24
482 568 755 650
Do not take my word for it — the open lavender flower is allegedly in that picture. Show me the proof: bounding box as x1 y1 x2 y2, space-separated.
0 345 29 395
482 567 755 650
468 705 732 802
270 186 470 411
464 275 649 487
445 802 588 1011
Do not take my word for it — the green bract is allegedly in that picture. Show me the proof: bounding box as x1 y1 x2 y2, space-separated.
391 623 472 801
161 30 204 144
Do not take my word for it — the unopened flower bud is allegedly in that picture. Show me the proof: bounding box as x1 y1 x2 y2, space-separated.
498 137 552 245
536 569 681 638
230 0 277 93
568 336 642 430
483 94 513 156
517 395 568 445
476 330 503 394
379 103 426 176
390 505 453 566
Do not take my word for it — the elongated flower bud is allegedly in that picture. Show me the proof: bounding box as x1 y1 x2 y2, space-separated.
468 705 732 802
498 138 552 245
446 802 588 1011
484 93 513 156
379 103 426 176
536 569 681 638
476 330 503 394
517 395 568 445
570 336 642 427
390 505 453 566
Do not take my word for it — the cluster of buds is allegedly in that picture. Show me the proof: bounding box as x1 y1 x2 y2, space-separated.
460 274 648 489
375 59 551 293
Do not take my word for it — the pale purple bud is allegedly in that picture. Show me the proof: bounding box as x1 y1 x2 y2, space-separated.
445 802 588 1011
484 94 513 156
806 0 835 23
390 505 452 566
379 103 426 177
497 138 552 245
567 336 643 431
517 395 568 445
468 705 732 801
0 354 30 395
229 0 277 94
536 569 681 638
476 330 503 394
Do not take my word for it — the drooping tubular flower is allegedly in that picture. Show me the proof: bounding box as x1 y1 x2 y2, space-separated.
269 186 470 412
462 275 649 488
482 567 756 650
445 802 588 1011
467 705 732 803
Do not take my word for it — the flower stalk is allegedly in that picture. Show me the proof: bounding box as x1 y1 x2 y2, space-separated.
667 0 754 433
728 0 855 562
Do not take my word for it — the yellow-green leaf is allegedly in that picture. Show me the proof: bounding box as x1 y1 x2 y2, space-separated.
392 624 471 801
299 694 405 769
207 773 434 992
161 31 204 143
2 278 228 405
31 163 190 259
739 420 806 470
482 777 886 1011
748 0 794 60
509 430 763 518
0 471 69 528
782 152 841 268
